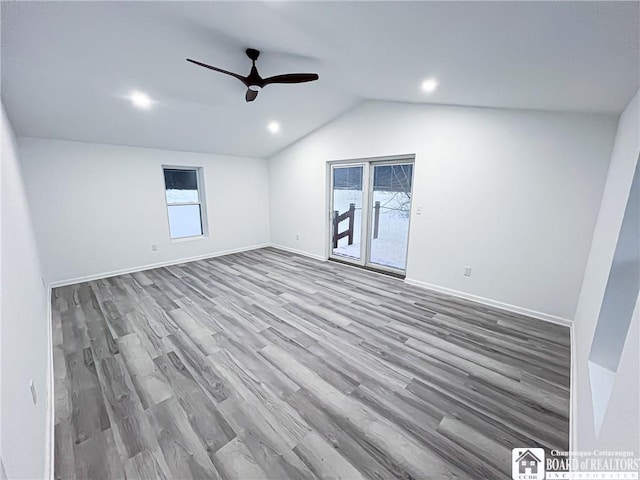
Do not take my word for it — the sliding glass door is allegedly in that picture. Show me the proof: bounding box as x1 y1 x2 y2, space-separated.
330 165 365 261
368 163 413 271
329 158 414 273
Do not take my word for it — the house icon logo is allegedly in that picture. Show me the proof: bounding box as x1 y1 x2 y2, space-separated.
512 448 545 480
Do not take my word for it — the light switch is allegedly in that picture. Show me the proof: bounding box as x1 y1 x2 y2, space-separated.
416 206 423 215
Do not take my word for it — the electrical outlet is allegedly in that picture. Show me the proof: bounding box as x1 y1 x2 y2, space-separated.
296 234 300 241
416 206 423 215
151 244 158 251
464 266 472 277
30 380 37 405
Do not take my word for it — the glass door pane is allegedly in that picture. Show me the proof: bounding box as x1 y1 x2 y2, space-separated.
368 163 413 270
331 165 364 261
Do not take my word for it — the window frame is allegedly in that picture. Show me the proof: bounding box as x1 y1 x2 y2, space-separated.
162 165 208 241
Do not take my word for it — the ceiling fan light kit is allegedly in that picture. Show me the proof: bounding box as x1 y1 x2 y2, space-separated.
187 48 319 102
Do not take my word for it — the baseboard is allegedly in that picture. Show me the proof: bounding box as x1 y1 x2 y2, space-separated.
404 278 573 327
49 243 271 288
269 244 327 262
569 322 577 452
46 284 54 480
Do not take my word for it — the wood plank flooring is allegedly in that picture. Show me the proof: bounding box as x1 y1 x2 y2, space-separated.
52 247 570 480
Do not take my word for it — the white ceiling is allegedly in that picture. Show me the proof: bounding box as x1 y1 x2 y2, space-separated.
2 1 638 158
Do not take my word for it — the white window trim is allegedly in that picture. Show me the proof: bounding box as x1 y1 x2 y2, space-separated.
162 165 208 241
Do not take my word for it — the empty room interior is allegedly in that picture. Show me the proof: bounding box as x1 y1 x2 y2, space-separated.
1 1 639 479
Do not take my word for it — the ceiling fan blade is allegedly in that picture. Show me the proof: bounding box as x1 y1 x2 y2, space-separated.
245 89 258 102
186 59 247 85
262 73 319 86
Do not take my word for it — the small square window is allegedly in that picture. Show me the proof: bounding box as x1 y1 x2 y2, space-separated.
163 167 206 239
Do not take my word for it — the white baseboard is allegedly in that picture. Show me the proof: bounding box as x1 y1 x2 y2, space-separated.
45 242 267 477
405 277 577 448
44 241 576 468
404 277 573 327
269 244 327 262
569 322 577 452
265 248 572 328
49 243 271 288
46 284 54 480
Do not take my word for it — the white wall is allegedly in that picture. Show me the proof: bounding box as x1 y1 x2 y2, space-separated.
268 101 617 321
589 163 639 373
18 138 271 284
574 90 639 452
1 104 50 479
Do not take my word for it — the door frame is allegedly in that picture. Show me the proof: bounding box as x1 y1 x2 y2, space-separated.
327 161 371 267
326 154 415 273
364 158 416 275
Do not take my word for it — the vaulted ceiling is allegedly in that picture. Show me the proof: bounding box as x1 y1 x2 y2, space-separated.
2 1 638 158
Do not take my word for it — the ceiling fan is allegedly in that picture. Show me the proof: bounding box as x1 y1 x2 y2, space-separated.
187 48 319 102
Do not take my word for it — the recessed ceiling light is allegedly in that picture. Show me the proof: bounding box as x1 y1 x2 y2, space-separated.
130 91 152 109
421 78 438 93
267 121 280 134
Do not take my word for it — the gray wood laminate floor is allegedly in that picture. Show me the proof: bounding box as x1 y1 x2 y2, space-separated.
52 247 570 480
